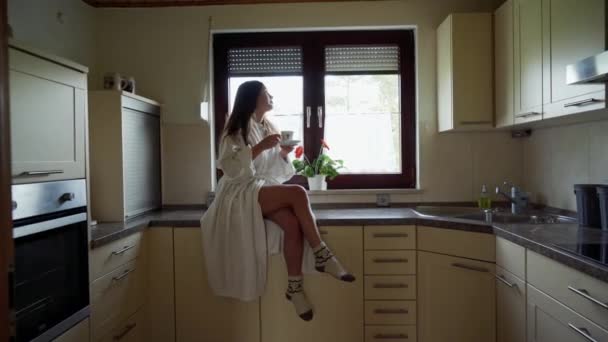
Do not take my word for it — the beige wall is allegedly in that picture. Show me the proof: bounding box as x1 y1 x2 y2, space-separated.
523 119 608 211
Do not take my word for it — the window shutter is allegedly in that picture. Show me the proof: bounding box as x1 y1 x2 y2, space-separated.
325 45 400 73
228 47 303 76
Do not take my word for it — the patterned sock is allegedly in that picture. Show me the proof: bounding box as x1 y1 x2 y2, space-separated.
285 276 313 321
313 242 356 282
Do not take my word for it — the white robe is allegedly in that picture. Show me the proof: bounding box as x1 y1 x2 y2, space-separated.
200 118 316 301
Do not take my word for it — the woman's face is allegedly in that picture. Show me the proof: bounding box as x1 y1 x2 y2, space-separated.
255 87 274 114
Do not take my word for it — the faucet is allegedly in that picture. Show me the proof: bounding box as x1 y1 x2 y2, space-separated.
495 181 529 215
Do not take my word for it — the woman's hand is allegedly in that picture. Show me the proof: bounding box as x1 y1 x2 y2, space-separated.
279 145 295 160
252 134 281 159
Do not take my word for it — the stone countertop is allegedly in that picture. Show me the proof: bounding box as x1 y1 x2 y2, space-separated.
90 206 608 283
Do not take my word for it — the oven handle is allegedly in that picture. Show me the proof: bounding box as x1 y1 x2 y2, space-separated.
13 213 87 239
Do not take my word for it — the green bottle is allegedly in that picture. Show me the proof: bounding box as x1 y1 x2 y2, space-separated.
478 184 492 210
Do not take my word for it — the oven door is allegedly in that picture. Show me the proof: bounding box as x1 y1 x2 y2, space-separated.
13 210 89 342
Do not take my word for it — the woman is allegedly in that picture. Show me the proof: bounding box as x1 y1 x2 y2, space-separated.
200 80 355 322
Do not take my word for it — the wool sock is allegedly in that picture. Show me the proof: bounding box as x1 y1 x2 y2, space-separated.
313 242 356 282
285 276 313 321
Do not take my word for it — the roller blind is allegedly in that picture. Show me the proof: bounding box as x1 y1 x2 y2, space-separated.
325 45 400 73
227 46 302 76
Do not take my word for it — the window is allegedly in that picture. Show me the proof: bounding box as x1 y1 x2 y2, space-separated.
213 30 416 189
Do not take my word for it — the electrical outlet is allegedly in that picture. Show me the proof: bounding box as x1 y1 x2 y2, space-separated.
376 193 391 207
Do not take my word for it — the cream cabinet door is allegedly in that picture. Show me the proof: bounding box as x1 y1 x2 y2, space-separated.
418 251 496 342
527 285 608 342
514 0 543 124
174 228 260 342
495 0 515 128
543 0 605 118
53 318 90 342
496 267 526 342
261 226 364 342
9 49 86 184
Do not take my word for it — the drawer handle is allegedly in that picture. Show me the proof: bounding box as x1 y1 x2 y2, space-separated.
374 308 409 314
113 323 137 341
112 245 135 255
459 120 492 125
568 324 598 342
515 111 541 118
495 274 516 288
568 286 608 309
372 233 409 238
564 98 603 108
373 258 408 263
374 333 408 340
373 283 408 289
451 263 489 273
18 170 64 176
112 268 134 282
320 230 328 235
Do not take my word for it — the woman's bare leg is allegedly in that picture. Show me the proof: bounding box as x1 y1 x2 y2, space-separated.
266 208 304 277
259 185 321 248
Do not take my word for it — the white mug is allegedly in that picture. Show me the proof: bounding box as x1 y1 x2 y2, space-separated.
281 130 294 142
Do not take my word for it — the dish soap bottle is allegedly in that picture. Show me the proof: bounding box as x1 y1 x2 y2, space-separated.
478 184 492 210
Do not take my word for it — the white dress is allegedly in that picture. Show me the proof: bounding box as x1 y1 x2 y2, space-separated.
200 118 316 301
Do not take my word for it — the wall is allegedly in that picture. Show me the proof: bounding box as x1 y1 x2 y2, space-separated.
94 0 524 205
523 119 608 211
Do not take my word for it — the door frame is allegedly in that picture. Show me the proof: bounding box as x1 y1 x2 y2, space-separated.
0 0 14 340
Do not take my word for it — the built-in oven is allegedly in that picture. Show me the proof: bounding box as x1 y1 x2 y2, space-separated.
12 179 90 342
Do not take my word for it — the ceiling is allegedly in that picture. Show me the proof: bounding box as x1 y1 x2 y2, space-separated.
83 0 374 7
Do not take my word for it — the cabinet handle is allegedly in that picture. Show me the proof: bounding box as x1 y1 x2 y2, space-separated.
373 258 408 263
306 106 311 128
113 323 137 341
374 308 408 314
17 170 64 176
515 111 541 119
495 274 516 288
111 245 135 256
372 233 408 238
459 120 492 125
317 106 323 128
319 230 328 235
112 268 134 282
568 324 598 342
451 263 489 273
564 98 603 108
568 286 608 309
374 333 408 340
373 283 408 289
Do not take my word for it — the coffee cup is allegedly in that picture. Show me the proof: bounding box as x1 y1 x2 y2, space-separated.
280 130 294 143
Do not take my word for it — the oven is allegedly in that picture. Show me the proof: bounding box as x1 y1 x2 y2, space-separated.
12 179 90 342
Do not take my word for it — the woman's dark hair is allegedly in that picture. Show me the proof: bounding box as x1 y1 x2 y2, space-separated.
224 80 264 145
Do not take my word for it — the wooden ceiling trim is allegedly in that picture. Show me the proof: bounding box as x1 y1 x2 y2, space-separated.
84 0 376 7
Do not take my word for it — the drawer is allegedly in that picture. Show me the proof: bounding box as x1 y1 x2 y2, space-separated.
366 325 417 342
527 251 608 330
365 276 416 300
91 259 146 340
90 232 144 281
365 251 416 275
496 236 525 280
417 226 495 262
365 301 416 325
364 226 416 250
97 309 145 342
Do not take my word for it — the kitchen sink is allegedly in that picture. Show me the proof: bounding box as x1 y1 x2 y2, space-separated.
414 206 577 224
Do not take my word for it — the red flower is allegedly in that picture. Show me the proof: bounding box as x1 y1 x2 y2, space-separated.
295 146 304 159
321 139 330 150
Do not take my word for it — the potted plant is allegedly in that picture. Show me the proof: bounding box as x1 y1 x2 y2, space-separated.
292 140 344 190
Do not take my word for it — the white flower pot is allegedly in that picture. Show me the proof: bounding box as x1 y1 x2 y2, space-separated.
307 175 327 191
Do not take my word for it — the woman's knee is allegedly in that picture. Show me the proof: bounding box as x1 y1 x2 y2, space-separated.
287 185 308 205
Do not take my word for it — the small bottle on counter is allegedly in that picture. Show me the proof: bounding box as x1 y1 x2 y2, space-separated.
478 184 492 210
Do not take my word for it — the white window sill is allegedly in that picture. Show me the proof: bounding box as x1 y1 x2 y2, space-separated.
306 188 423 196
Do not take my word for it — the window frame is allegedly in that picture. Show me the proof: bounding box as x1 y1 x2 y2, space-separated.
213 30 417 189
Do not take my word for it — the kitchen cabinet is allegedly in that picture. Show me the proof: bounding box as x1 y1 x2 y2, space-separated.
89 91 161 222
542 0 605 119
418 251 496 342
8 43 88 184
53 318 90 342
495 0 515 128
261 226 364 342
437 13 493 132
97 309 145 342
174 228 260 342
514 0 544 124
496 266 526 342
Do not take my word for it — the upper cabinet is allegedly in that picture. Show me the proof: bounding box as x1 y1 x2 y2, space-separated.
8 43 88 184
437 13 494 132
495 0 515 128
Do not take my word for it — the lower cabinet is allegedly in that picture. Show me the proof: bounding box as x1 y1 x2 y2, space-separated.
417 251 496 342
98 309 145 342
527 284 608 342
260 226 364 342
174 228 260 342
496 266 526 342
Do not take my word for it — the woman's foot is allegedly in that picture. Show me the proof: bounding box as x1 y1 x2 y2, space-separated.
286 276 313 321
313 242 356 282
